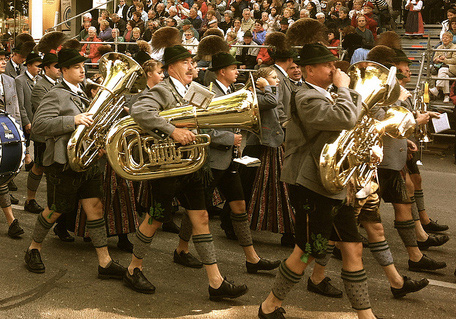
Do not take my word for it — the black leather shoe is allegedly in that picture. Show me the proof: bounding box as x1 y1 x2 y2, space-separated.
162 221 180 234
173 249 203 268
280 233 295 248
408 254 447 272
8 180 17 191
25 249 45 273
258 305 286 319
25 161 34 171
391 276 429 298
422 219 449 232
417 233 449 250
98 260 126 279
8 219 24 238
53 225 75 242
123 268 156 294
24 199 45 214
246 258 281 274
307 277 343 298
9 194 19 205
208 277 248 301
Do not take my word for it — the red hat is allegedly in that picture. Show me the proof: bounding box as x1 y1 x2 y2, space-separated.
363 2 374 8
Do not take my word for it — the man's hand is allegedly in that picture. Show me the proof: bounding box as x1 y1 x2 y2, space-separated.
415 112 430 125
234 134 242 147
407 139 418 153
75 113 93 127
24 123 31 134
171 128 196 145
332 68 350 88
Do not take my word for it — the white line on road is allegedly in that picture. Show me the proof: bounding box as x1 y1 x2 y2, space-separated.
428 279 456 290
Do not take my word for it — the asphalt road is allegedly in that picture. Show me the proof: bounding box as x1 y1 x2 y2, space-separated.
0 150 455 319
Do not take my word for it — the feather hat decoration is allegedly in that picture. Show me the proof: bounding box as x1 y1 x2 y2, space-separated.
151 26 181 52
61 39 83 51
202 29 224 38
366 45 396 67
286 18 328 46
196 35 229 61
34 31 69 54
17 41 36 57
375 31 402 49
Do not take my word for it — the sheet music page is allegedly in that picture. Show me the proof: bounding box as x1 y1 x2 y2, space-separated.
431 113 451 133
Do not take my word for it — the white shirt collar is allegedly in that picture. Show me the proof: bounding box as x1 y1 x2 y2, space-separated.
216 79 230 95
170 76 188 97
305 81 333 101
274 64 287 77
25 70 37 83
45 74 57 85
63 78 84 95
0 77 3 97
10 59 19 69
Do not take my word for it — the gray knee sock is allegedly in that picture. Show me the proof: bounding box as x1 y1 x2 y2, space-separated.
0 185 10 208
369 240 394 266
32 213 54 243
410 197 420 221
341 269 371 310
272 260 303 301
192 233 217 265
414 190 425 212
394 220 418 247
27 171 42 192
179 212 192 242
132 229 153 259
86 218 108 248
315 244 335 266
230 212 253 247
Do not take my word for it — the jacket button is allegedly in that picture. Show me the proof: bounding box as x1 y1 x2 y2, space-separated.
400 148 404 152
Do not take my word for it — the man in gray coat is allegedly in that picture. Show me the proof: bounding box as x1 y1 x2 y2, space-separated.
4 47 26 79
126 45 248 299
259 43 378 319
25 49 125 280
0 49 24 238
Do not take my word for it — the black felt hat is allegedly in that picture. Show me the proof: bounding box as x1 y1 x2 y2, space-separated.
244 31 253 38
392 49 411 65
0 49 10 56
135 50 151 67
163 45 192 67
209 52 241 71
25 52 42 65
270 48 297 60
38 53 58 68
56 48 86 68
280 18 289 25
297 43 338 66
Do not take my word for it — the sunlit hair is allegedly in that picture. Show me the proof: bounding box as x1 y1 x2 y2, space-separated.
143 59 163 75
253 66 274 82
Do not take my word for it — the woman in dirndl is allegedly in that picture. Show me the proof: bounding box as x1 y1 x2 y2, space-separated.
241 67 295 247
404 0 424 37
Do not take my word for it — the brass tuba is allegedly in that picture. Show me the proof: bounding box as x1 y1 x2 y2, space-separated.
67 53 146 172
319 61 416 194
105 80 260 181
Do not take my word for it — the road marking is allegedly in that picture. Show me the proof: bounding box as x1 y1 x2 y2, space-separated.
428 279 456 290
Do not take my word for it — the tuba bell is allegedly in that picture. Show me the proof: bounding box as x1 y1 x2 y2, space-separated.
105 78 260 181
67 53 147 172
319 61 416 194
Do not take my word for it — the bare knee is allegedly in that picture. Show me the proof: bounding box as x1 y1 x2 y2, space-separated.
229 200 246 214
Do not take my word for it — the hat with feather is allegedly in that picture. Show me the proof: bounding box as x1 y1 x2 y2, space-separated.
375 31 402 50
61 39 83 52
366 45 396 68
196 35 229 61
286 18 328 47
12 33 34 53
151 26 182 53
34 31 69 54
265 32 296 61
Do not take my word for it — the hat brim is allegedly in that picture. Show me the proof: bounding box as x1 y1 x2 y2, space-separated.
38 59 59 68
297 53 338 66
163 51 192 67
0 50 10 56
209 60 241 72
27 57 43 65
56 54 87 68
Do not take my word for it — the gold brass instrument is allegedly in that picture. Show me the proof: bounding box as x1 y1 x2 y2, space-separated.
320 61 416 194
67 53 147 172
413 82 432 143
105 80 260 181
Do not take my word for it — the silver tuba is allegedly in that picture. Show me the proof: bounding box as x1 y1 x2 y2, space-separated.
67 53 146 172
319 61 416 194
105 78 260 181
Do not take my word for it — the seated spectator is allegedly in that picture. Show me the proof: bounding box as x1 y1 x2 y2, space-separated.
77 21 91 41
349 0 363 19
148 10 157 22
337 6 351 31
226 17 245 42
135 2 149 23
123 20 136 42
207 2 222 21
327 28 340 56
230 2 242 19
241 8 255 32
166 17 178 28
269 7 281 30
80 26 102 66
341 25 364 62
351 2 378 39
316 12 326 24
127 27 143 56
215 0 227 16
168 6 182 27
111 28 125 52
81 12 99 32
131 11 146 34
279 18 289 34
261 0 271 14
220 11 234 33
355 15 375 48
183 30 199 54
226 31 239 57
207 19 225 35
187 8 202 30
307 2 318 19
143 20 158 42
282 7 295 25
98 10 112 27
181 19 199 40
156 3 169 19
440 7 456 41
111 13 126 35
236 31 260 71
429 32 456 103
99 20 113 42
252 20 266 44
448 16 456 43
300 9 310 19
176 0 189 19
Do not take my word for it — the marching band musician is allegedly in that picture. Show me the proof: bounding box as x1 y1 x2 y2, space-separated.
126 45 248 299
259 43 378 319
25 48 126 280
195 52 281 274
0 49 24 239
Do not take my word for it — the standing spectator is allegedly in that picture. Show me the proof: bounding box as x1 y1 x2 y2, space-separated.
188 8 203 30
111 13 126 35
355 15 375 47
143 20 158 42
241 8 255 32
135 2 149 23
349 0 363 19
132 11 146 34
404 0 424 37
183 30 199 54
116 0 128 20
236 31 260 71
252 20 267 44
351 2 379 39
99 20 113 42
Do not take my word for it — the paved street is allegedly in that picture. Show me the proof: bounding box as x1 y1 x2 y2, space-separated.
0 151 455 319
